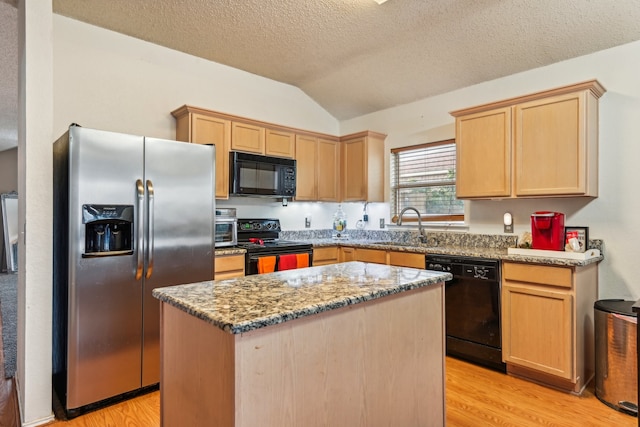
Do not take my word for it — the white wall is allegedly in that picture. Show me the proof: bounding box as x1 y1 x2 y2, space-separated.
20 1 54 425
53 15 339 141
341 40 640 301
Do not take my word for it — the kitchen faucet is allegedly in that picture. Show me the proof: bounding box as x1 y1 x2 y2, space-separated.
397 207 427 243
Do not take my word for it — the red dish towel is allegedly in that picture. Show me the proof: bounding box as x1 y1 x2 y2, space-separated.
258 256 276 274
296 253 309 268
278 254 298 271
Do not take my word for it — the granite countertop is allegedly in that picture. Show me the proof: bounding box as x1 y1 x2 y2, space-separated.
215 247 246 256
310 239 602 267
153 261 450 334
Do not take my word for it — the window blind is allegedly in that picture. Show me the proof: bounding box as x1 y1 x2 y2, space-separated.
391 139 464 222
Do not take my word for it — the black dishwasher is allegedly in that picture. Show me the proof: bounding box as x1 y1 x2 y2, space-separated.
426 255 506 372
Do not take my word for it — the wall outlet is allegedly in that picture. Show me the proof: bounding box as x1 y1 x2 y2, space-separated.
305 217 311 228
379 218 385 229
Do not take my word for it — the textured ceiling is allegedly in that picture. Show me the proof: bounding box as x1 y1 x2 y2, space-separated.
3 1 640 151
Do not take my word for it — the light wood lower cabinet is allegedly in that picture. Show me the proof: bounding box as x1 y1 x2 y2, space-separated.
312 246 340 266
337 247 426 268
501 261 597 393
389 251 426 268
214 254 245 279
355 248 388 264
340 247 356 262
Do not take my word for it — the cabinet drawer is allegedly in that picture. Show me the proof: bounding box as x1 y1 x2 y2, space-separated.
503 262 572 289
389 252 425 269
356 248 387 264
215 254 245 278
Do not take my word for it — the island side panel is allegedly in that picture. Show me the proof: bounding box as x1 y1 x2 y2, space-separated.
234 284 445 427
160 303 235 426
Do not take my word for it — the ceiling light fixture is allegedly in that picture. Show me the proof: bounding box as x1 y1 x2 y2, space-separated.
373 0 389 4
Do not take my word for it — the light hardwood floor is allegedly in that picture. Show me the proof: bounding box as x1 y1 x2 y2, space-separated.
43 356 636 427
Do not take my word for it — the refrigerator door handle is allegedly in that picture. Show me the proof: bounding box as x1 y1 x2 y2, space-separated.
135 179 145 280
145 179 155 279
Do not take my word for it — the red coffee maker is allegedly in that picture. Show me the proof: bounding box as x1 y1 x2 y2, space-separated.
530 211 565 251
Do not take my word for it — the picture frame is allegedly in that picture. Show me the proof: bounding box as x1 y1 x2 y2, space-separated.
564 226 588 253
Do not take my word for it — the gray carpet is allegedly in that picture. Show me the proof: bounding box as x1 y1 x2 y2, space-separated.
0 273 17 378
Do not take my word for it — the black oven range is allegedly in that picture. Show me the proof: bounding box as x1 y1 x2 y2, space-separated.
236 218 313 275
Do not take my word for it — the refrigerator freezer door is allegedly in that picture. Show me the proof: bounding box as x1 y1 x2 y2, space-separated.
141 138 215 386
66 127 145 409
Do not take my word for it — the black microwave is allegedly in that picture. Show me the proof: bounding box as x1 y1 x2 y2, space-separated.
229 151 296 198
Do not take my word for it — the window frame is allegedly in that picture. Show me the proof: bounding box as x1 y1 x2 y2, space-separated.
390 138 464 223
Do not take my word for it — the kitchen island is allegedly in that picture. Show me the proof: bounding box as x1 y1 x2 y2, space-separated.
153 261 451 427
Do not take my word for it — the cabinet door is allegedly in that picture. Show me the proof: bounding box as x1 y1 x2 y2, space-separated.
514 92 587 196
231 122 265 154
313 246 339 266
295 135 318 201
502 282 574 380
317 139 339 201
266 129 295 158
191 114 231 199
340 247 356 262
456 107 511 198
342 137 366 201
355 248 387 264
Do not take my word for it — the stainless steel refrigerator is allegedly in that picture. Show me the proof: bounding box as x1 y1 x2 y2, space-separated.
53 125 215 416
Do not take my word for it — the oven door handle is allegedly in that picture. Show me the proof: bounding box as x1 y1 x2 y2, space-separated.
248 252 312 262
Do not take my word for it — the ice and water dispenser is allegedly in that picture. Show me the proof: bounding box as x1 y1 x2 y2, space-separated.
82 204 134 256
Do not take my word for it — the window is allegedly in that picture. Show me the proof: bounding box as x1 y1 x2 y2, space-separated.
390 139 464 222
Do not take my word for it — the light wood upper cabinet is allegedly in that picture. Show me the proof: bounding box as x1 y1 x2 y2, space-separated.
172 105 383 202
294 135 318 201
172 107 230 199
451 80 605 199
317 139 340 201
265 129 295 158
231 122 265 154
501 261 598 393
456 107 511 198
231 125 294 158
340 132 385 202
514 91 598 196
295 135 340 202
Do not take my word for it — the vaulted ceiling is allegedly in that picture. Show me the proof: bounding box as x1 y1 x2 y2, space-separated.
3 0 640 151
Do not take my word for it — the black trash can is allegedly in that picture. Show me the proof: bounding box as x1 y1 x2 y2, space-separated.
594 299 638 416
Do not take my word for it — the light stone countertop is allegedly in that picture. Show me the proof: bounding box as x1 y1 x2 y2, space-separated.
152 261 450 334
310 239 602 267
214 247 246 256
